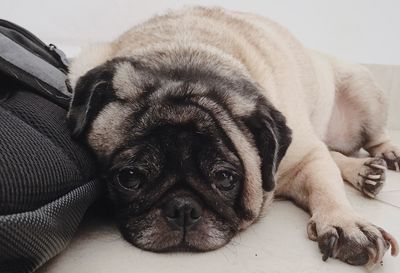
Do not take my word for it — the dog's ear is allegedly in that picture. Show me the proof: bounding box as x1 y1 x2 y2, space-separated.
243 99 292 191
67 62 115 138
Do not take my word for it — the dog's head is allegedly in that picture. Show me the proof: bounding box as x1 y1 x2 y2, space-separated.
67 46 291 252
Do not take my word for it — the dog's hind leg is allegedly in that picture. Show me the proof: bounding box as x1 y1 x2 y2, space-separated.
330 151 387 198
329 57 400 172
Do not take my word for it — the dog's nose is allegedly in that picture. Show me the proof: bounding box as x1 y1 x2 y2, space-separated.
163 197 202 230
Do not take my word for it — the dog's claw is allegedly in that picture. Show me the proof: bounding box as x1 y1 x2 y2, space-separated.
358 158 386 198
367 174 381 180
369 163 387 170
322 236 337 261
382 151 400 172
363 190 376 198
379 228 399 256
364 179 377 185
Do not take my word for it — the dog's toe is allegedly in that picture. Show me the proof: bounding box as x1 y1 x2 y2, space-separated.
358 158 386 198
320 233 338 261
381 151 400 172
311 215 397 267
317 225 372 266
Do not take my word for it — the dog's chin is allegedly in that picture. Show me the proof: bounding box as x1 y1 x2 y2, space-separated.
121 229 234 253
118 209 236 252
125 234 233 253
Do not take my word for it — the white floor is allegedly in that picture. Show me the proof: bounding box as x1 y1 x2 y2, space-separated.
38 132 400 273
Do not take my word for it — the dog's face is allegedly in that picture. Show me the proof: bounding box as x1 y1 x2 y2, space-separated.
67 51 291 252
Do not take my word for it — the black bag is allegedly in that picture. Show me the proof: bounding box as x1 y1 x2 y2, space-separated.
0 20 102 273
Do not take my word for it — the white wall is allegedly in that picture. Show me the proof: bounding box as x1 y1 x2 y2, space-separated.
1 0 399 64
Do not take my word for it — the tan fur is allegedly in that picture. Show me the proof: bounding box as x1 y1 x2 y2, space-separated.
69 6 399 266
69 43 114 88
113 62 142 100
87 102 133 157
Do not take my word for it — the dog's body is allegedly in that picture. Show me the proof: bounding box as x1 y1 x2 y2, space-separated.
68 7 399 267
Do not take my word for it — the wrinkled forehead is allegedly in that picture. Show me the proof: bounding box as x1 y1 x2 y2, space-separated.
107 124 241 171
84 60 246 161
87 95 237 163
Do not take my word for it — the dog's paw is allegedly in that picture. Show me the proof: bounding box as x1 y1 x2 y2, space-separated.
370 143 400 172
307 213 399 267
357 158 387 198
381 150 400 172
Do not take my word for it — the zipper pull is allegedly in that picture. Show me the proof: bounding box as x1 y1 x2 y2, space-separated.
48 43 69 71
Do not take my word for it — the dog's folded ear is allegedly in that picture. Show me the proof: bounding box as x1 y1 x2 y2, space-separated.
243 100 292 191
67 62 115 138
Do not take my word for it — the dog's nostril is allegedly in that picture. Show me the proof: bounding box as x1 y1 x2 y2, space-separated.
171 209 180 219
164 197 202 230
190 206 201 220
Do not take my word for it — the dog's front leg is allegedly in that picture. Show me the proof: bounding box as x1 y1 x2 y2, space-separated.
275 145 398 267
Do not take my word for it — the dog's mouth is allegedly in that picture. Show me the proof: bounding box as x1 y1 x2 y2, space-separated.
118 208 236 252
145 231 216 253
122 228 234 253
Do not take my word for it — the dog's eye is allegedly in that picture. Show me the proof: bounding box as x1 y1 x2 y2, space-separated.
116 169 143 191
214 170 236 191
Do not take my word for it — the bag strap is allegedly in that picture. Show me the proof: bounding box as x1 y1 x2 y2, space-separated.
0 20 71 109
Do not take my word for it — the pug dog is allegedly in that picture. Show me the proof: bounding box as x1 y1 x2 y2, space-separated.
67 6 399 267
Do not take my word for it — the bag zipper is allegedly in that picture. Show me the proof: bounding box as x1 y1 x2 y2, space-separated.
47 43 69 70
0 19 69 73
